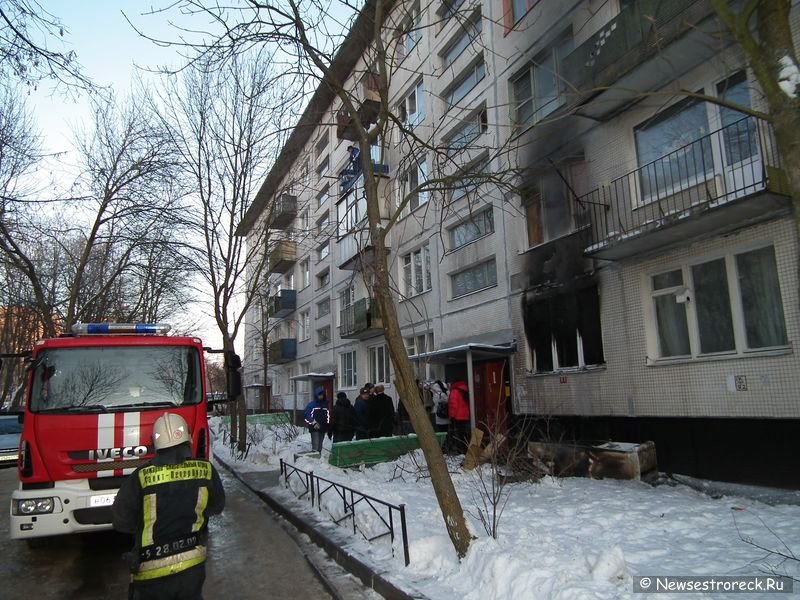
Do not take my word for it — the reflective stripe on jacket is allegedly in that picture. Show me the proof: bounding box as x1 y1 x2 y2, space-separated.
113 454 225 581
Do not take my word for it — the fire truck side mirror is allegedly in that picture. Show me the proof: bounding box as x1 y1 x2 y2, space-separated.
224 351 242 400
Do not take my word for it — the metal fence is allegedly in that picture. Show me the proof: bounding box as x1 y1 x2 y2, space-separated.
279 459 410 566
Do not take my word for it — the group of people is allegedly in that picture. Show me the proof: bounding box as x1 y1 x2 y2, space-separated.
303 378 473 454
302 382 396 451
425 379 471 453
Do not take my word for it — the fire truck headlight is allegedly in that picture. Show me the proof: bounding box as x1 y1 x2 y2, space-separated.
15 497 54 515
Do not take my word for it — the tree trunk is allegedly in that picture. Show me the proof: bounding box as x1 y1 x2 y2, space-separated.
360 143 473 558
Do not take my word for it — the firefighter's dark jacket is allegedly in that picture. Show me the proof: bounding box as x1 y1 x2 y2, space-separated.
112 443 225 581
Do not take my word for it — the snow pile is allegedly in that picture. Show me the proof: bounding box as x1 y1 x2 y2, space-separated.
211 418 800 599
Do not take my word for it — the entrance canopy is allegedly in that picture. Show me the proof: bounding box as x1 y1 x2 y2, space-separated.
408 343 515 364
409 341 516 430
289 372 335 381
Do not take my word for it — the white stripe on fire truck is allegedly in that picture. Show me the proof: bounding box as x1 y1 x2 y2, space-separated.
96 413 115 478
122 412 141 475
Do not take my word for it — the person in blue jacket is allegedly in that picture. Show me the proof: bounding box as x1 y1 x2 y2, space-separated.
304 386 330 453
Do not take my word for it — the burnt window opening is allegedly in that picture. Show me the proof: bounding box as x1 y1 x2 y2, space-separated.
525 284 604 373
521 166 588 249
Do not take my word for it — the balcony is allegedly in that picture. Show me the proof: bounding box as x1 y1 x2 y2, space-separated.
339 298 383 339
268 240 297 274
267 289 297 319
336 72 382 141
270 193 297 229
584 117 791 261
339 161 390 196
561 0 719 120
336 224 390 270
268 338 297 364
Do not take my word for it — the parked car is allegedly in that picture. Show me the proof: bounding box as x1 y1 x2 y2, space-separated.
0 414 22 468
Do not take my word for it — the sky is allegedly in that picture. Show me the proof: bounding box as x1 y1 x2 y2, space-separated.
212 418 800 599
25 1 227 350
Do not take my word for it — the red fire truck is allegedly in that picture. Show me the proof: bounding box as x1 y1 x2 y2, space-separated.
8 323 238 540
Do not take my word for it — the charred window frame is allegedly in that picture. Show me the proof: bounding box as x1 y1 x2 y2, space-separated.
525 285 604 373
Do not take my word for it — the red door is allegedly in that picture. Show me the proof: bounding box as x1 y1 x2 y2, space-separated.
476 360 508 436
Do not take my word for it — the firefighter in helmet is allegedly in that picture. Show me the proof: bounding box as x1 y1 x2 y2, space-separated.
112 413 225 599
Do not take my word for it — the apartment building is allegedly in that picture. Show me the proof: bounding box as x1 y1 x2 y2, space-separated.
240 0 800 486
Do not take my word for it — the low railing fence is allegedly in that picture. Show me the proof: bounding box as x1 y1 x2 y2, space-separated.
279 459 410 566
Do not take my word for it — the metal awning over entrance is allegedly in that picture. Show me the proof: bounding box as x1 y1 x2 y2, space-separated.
289 372 335 381
409 342 516 431
408 343 515 364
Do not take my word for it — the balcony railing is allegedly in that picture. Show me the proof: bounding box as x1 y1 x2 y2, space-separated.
268 289 297 319
339 298 383 339
268 240 298 273
268 338 297 364
584 116 789 260
270 193 298 230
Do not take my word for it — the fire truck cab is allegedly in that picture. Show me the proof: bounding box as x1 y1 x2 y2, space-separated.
9 323 238 540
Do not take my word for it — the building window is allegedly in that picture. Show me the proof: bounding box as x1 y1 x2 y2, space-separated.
405 332 433 356
337 185 366 236
317 297 331 318
299 310 310 341
451 259 497 298
317 325 331 346
441 12 481 68
449 208 494 250
525 285 604 373
400 79 425 129
447 59 485 107
635 96 712 202
301 162 310 187
317 156 329 180
317 185 330 209
649 245 787 359
299 210 309 233
300 259 310 289
508 0 532 26
445 107 487 157
339 350 357 389
400 159 428 216
284 272 295 290
369 345 391 385
717 71 757 166
315 131 329 158
402 245 432 298
398 3 421 59
512 37 573 128
287 367 296 394
337 286 355 326
316 212 330 235
522 169 586 247
317 242 330 262
316 267 330 288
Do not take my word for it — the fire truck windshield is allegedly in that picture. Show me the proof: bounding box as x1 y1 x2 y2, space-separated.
29 346 202 412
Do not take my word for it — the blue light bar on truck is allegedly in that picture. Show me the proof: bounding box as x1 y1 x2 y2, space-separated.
71 323 172 335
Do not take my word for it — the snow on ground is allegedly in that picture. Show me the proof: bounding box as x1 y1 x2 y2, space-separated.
210 418 800 599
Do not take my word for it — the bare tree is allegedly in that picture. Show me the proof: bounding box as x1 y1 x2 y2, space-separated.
147 0 535 558
155 50 287 452
0 88 186 337
0 0 92 90
708 0 800 222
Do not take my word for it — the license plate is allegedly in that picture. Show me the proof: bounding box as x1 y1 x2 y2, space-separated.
90 493 117 507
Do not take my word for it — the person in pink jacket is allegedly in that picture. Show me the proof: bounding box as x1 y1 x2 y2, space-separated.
448 380 470 453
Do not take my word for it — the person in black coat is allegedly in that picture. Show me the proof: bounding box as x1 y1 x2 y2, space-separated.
370 384 395 438
328 391 356 443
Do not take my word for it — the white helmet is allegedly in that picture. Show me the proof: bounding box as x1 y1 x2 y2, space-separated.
152 413 191 451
